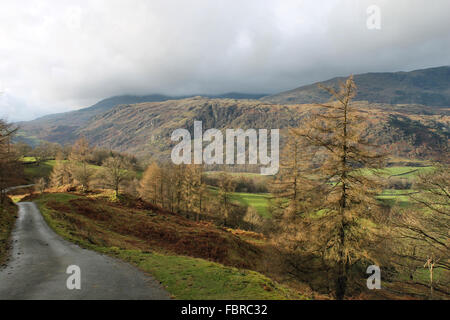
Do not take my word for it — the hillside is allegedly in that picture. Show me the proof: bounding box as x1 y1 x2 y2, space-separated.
78 98 306 157
17 93 266 146
78 98 448 160
262 66 450 106
17 96 449 160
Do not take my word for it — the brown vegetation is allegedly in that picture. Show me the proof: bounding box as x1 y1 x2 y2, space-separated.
0 197 17 265
41 193 261 269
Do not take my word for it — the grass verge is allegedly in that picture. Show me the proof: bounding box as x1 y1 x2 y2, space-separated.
32 192 303 300
0 198 17 265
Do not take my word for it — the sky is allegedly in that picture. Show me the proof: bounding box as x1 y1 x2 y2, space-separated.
1 0 449 122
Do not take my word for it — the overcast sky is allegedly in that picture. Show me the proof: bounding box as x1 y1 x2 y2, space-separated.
1 0 449 121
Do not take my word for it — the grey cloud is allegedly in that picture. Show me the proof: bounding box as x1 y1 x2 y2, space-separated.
0 0 449 121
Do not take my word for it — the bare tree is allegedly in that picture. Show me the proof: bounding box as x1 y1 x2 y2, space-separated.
100 155 133 197
34 177 46 194
0 119 21 210
424 255 440 299
391 164 449 297
33 141 60 165
14 142 32 159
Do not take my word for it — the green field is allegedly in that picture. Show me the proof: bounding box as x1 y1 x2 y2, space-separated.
216 167 434 217
23 160 56 180
205 171 267 178
23 159 103 181
21 156 37 162
230 192 270 218
360 166 434 179
377 189 417 207
25 164 430 215
208 186 271 218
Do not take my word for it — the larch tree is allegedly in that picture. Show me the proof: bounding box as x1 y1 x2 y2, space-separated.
288 76 386 299
139 162 163 206
183 165 196 216
217 172 236 226
50 152 72 187
270 129 318 218
162 163 177 212
69 137 95 192
184 165 207 221
169 163 187 213
196 171 208 221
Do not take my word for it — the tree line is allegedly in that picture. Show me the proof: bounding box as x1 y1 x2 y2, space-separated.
45 137 255 228
139 164 261 228
45 137 138 197
0 120 23 212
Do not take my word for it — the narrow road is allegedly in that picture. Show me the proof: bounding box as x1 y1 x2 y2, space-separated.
0 202 170 300
3 184 35 193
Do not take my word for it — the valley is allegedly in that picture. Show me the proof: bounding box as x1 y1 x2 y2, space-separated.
2 67 449 301
1 0 449 306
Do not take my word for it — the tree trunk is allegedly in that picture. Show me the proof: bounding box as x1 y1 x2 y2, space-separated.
335 221 348 300
430 265 434 299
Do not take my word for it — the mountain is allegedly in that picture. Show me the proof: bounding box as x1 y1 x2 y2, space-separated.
79 98 448 160
83 92 266 115
17 93 266 146
16 66 449 159
18 96 449 160
262 66 450 106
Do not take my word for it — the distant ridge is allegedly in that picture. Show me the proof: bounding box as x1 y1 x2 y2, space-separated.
17 92 266 146
262 66 450 106
21 92 267 126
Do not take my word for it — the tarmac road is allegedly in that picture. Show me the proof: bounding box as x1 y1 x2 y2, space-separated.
0 202 170 300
